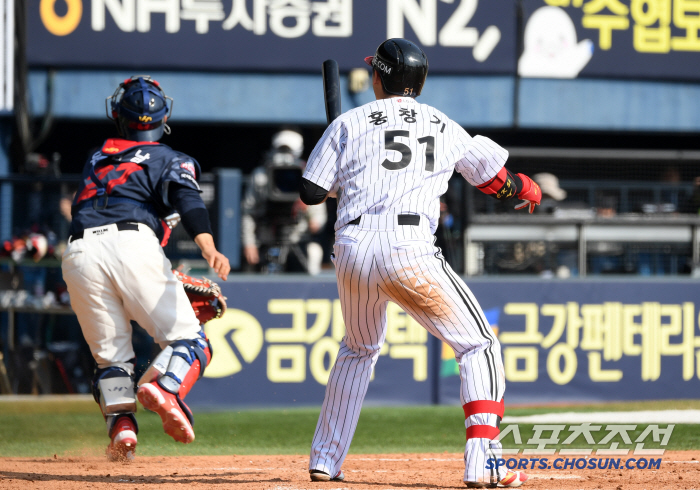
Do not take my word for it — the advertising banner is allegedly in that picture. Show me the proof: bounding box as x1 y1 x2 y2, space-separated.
191 278 700 408
520 0 700 81
30 1 700 81
191 279 436 407
28 0 516 73
439 280 700 405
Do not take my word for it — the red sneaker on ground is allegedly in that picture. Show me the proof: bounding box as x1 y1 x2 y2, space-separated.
465 470 528 488
106 415 137 461
497 470 528 487
137 382 195 444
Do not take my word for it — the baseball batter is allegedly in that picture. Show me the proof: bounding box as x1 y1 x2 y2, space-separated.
300 39 541 487
61 76 230 460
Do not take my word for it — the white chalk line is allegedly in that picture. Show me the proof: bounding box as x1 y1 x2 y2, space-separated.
353 458 410 461
266 487 437 490
186 466 283 471
503 409 700 424
527 473 582 479
353 457 461 462
268 487 349 490
183 460 699 473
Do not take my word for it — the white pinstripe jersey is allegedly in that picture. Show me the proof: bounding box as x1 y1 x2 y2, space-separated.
303 97 509 234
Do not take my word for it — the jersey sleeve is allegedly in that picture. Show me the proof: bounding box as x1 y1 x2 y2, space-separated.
160 153 203 208
162 154 203 192
454 133 509 187
303 118 346 192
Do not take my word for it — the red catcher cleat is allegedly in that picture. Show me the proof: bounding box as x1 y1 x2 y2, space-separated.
106 415 137 461
137 382 195 444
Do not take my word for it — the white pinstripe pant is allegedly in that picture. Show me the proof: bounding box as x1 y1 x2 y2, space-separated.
309 215 507 483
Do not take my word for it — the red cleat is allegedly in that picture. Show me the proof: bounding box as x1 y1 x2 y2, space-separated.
498 470 528 487
137 382 195 444
465 471 528 488
106 415 137 461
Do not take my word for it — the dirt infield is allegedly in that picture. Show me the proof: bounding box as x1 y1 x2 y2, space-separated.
1 452 698 489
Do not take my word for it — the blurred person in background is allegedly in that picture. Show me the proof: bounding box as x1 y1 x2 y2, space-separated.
496 173 575 277
241 129 327 274
533 172 567 214
589 192 625 273
532 172 582 277
658 165 681 213
635 166 687 274
595 192 618 218
533 172 592 218
434 196 462 269
682 176 700 215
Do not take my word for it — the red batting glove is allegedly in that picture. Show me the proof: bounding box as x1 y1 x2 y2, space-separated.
513 173 542 214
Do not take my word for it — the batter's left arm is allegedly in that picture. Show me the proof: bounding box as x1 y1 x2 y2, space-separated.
168 184 230 280
300 178 330 205
302 119 345 203
455 134 541 214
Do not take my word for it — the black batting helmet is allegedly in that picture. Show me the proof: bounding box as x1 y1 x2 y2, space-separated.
364 38 428 97
106 76 173 142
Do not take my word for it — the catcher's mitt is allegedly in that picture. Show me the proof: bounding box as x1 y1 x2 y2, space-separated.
172 269 227 324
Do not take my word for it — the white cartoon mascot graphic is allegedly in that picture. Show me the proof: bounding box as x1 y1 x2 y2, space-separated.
518 6 593 78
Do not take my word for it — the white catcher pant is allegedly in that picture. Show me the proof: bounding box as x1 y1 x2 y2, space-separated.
61 223 202 375
309 215 507 483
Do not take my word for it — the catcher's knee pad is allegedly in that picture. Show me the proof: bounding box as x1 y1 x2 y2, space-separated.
138 331 211 400
92 366 137 416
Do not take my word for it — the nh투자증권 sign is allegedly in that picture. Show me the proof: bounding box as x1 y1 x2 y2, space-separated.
28 0 516 73
27 1 700 80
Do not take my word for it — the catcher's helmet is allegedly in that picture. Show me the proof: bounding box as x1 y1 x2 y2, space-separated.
364 38 428 97
106 76 173 142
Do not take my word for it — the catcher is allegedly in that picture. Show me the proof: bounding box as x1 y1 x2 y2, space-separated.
61 76 230 461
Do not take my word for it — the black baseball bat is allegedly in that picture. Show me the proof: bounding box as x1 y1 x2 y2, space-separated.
322 59 341 125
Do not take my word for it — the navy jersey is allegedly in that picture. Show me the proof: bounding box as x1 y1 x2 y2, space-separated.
70 138 203 240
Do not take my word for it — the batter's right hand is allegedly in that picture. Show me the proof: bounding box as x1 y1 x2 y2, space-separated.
244 245 259 265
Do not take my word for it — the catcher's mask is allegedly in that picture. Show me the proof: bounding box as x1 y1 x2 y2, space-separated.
106 75 173 142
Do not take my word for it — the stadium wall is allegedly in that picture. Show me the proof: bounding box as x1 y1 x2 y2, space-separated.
24 70 700 132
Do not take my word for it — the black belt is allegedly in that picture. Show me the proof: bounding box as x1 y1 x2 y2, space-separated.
69 222 140 243
348 214 420 226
